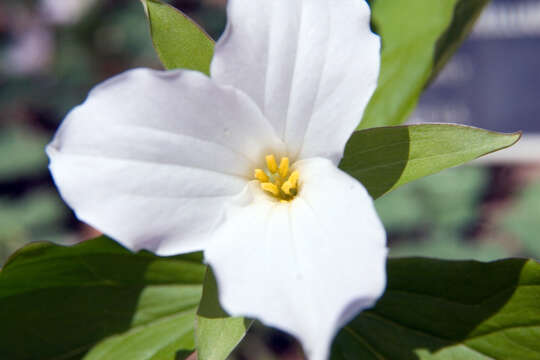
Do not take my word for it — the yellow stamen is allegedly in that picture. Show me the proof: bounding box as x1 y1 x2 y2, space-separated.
288 170 300 187
278 157 289 178
265 155 278 173
261 182 279 196
281 181 293 196
254 154 301 202
254 169 269 182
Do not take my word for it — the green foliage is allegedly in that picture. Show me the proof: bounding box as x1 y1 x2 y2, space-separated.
0 237 205 360
502 181 540 258
374 166 509 261
375 166 487 232
339 124 520 199
331 257 540 359
0 191 65 236
0 127 48 181
0 190 68 265
196 268 252 360
390 235 508 262
361 0 490 129
142 0 214 74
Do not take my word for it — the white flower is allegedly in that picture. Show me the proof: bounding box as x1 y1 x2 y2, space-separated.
46 0 386 359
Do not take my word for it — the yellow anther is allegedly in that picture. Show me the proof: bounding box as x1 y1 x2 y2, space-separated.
288 170 300 187
254 169 269 182
261 182 279 196
278 157 289 178
265 154 278 173
256 155 300 201
281 181 293 196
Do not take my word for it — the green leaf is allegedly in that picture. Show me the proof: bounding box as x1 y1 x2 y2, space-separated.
0 237 206 360
331 257 540 359
339 124 520 199
361 0 489 129
141 0 214 74
196 268 252 360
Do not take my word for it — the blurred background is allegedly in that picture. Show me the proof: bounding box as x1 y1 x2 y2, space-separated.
0 0 539 358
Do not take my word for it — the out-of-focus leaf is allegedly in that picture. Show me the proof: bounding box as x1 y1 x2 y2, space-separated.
0 237 206 360
0 127 48 181
502 182 540 258
431 0 490 82
409 167 487 230
375 182 426 232
141 0 214 74
339 124 520 199
374 166 508 262
196 268 252 360
375 166 487 231
0 191 65 234
360 0 490 129
390 234 508 262
0 190 68 264
331 257 540 359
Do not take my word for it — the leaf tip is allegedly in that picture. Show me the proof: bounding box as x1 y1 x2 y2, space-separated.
511 130 523 145
496 129 522 149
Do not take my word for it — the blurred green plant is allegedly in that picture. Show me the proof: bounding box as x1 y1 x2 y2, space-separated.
0 189 68 264
375 165 510 261
502 181 540 258
0 127 48 181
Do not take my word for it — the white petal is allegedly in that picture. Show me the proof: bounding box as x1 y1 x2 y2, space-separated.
47 68 284 255
205 158 387 360
211 0 380 164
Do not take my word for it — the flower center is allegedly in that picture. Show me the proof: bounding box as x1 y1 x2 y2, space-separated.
253 154 300 202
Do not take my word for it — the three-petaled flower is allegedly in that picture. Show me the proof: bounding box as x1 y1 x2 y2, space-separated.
47 0 387 359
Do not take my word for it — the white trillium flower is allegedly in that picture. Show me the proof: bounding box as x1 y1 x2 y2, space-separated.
47 0 387 359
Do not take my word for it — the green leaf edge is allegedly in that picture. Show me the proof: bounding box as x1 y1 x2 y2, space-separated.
340 123 522 199
0 237 206 360
332 256 540 360
196 267 253 360
430 0 490 84
141 0 215 74
359 0 491 130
